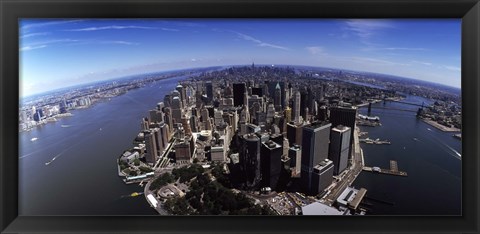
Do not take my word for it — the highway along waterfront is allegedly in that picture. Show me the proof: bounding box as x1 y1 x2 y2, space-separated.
352 95 461 215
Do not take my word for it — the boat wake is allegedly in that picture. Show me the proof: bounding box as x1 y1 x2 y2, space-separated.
444 144 462 158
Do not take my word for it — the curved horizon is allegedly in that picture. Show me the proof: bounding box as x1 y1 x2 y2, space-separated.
20 19 461 97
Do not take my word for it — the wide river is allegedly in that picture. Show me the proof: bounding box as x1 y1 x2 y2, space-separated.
19 75 189 215
19 76 461 215
353 95 461 215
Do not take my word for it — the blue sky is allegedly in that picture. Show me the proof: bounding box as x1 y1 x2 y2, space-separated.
20 19 461 97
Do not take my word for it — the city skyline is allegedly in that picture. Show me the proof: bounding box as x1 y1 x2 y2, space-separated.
20 19 461 97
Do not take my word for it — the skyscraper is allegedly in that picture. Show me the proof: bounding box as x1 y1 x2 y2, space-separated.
144 131 158 164
293 91 301 123
241 133 261 189
301 121 332 193
329 106 357 157
260 140 282 189
233 83 246 107
311 159 334 194
176 84 187 107
286 122 304 147
274 83 282 112
329 125 351 175
206 81 213 103
171 96 183 124
151 128 164 156
149 109 164 123
289 144 302 178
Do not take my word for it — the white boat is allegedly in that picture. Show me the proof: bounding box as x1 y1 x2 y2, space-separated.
45 157 56 166
30 137 38 142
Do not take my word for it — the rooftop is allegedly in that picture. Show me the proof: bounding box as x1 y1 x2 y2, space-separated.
301 202 345 215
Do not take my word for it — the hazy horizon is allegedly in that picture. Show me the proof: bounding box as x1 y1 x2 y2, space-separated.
20 19 461 97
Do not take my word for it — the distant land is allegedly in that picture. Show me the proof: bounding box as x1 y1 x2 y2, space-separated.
21 64 461 102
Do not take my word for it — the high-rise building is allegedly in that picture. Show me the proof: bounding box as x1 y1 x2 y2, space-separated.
152 128 164 156
301 121 332 193
159 122 170 150
318 106 328 121
233 83 246 107
144 131 158 164
164 107 173 132
149 109 164 123
171 96 183 124
241 133 262 189
205 81 213 103
284 106 292 123
311 159 334 194
176 84 187 107
266 103 275 124
289 144 302 178
164 94 172 108
141 117 150 131
293 91 301 123
174 139 192 161
251 87 263 97
260 140 282 189
329 106 357 157
329 125 351 175
211 146 226 162
274 83 282 111
286 122 304 146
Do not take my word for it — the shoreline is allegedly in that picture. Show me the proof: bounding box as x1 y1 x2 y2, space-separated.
420 118 461 132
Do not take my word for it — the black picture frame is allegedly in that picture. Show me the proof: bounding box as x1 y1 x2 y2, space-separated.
1 0 479 233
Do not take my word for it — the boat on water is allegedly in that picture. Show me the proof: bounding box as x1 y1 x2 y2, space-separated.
130 192 143 197
61 125 71 128
30 137 38 142
45 157 56 166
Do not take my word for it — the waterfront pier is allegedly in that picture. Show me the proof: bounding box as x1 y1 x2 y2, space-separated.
363 160 407 176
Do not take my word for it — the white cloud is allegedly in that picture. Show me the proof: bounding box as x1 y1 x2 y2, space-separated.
21 20 84 31
232 31 290 51
345 19 394 39
346 56 410 66
444 66 461 71
20 32 50 39
160 27 179 32
20 39 138 51
305 46 325 55
66 25 157 32
20 45 47 51
412 60 433 66
382 47 427 51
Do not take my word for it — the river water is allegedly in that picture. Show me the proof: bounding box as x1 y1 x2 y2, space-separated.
19 75 188 215
19 75 461 215
352 95 461 215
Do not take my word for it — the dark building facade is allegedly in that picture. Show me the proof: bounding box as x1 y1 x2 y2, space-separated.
241 133 262 189
311 159 334 194
260 140 282 190
233 83 246 107
329 106 357 157
329 125 351 175
301 121 332 194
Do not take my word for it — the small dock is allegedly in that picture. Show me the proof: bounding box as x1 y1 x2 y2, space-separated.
359 138 391 145
363 160 407 176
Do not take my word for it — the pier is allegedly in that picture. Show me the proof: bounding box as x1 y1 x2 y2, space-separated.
359 138 391 145
363 160 407 176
